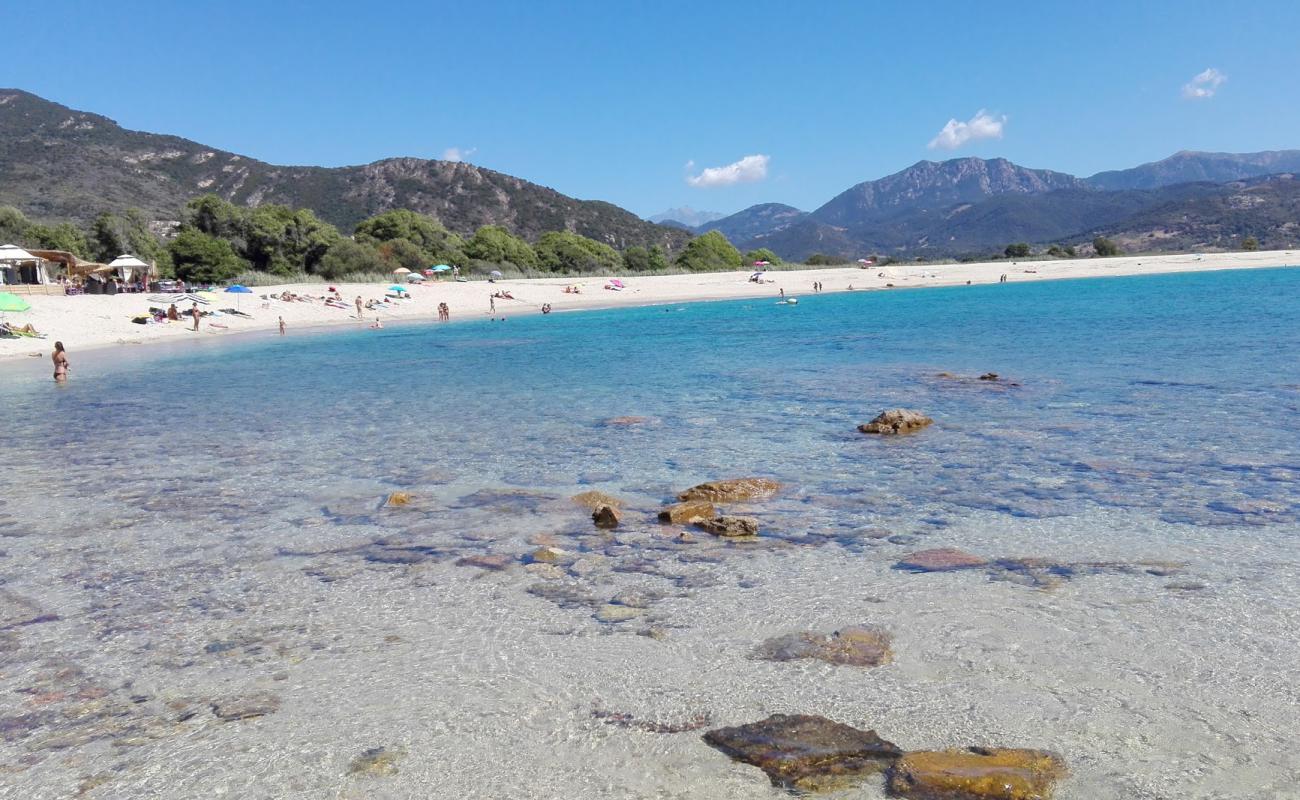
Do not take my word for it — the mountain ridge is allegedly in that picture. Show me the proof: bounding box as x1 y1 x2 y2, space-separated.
0 89 690 251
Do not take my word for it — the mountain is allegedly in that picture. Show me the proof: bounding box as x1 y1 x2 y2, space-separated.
812 157 1085 227
730 178 1300 260
1086 150 1300 191
697 203 807 242
0 89 690 251
647 207 725 227
1087 174 1300 250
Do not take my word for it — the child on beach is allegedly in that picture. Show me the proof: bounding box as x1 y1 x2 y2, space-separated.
278 317 286 335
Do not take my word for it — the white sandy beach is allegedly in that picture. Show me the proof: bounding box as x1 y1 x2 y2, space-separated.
1 250 1295 363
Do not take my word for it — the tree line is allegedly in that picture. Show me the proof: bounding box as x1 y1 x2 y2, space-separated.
0 197 790 283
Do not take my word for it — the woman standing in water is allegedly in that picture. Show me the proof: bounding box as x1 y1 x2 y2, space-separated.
52 342 69 383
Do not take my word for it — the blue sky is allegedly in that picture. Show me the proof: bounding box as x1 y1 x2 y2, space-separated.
6 1 1300 218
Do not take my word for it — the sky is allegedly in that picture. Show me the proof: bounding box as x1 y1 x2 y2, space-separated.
6 0 1300 218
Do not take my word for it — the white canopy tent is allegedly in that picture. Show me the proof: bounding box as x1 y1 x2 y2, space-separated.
0 244 51 285
107 254 151 284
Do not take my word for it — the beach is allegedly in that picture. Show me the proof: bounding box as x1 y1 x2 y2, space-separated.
2 250 1294 363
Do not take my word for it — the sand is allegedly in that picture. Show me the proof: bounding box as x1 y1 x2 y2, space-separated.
1 250 1295 363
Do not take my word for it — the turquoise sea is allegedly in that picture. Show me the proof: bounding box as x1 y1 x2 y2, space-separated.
1 267 1299 798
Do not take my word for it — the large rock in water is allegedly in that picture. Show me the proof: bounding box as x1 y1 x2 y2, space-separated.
695 515 760 537
703 714 901 792
677 478 781 503
753 625 892 667
858 409 934 435
888 747 1068 799
571 490 624 510
657 500 717 524
897 548 987 572
591 504 622 529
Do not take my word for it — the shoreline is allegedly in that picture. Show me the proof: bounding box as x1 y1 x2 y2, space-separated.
2 250 1295 365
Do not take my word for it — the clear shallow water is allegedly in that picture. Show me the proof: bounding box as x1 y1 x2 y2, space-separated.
1 267 1299 798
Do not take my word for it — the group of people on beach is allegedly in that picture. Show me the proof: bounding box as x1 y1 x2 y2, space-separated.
811 281 823 292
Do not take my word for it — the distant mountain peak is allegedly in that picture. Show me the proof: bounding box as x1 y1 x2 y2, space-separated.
647 206 726 227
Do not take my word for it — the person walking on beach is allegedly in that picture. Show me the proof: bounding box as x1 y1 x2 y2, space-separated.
52 342 69 383
779 287 785 299
489 295 496 315
190 303 201 331
355 296 363 319
278 316 286 335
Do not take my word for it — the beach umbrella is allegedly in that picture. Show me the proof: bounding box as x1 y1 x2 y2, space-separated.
388 285 408 294
406 273 424 282
430 264 452 272
0 291 30 322
489 270 503 278
608 278 625 288
225 284 253 310
392 267 411 275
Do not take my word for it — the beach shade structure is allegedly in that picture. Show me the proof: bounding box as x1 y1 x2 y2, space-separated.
608 278 625 288
225 284 253 310
0 291 31 321
753 260 770 267
406 273 424 282
0 244 48 286
108 254 151 283
392 267 411 276
388 285 408 294
489 270 503 278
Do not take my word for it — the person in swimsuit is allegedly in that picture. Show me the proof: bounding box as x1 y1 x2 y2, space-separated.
355 296 363 319
278 316 286 335
52 342 69 383
191 304 201 331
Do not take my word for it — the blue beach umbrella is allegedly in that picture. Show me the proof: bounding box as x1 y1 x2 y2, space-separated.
388 285 408 294
430 264 451 272
225 284 253 310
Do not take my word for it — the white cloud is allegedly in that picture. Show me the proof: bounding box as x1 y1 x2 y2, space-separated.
686 154 770 188
927 110 1006 150
442 146 477 162
1182 68 1226 99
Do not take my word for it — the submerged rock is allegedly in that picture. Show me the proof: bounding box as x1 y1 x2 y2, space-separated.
703 714 901 792
753 625 892 667
348 746 404 777
571 490 625 511
658 500 717 525
211 693 281 721
527 546 575 565
695 516 760 538
677 478 781 503
454 553 513 571
859 409 934 435
592 504 623 529
888 747 1068 799
594 604 644 623
384 492 412 508
603 415 654 426
897 548 987 572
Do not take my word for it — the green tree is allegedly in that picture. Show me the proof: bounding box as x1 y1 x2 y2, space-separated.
354 209 466 265
185 194 247 243
464 225 538 267
1092 236 1121 257
375 238 427 271
804 253 841 266
622 245 668 272
676 231 743 272
534 230 621 273
1242 235 1260 251
743 248 782 264
243 205 340 275
90 209 165 265
168 228 246 283
316 240 386 279
0 206 30 244
26 222 89 258
1004 242 1031 258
